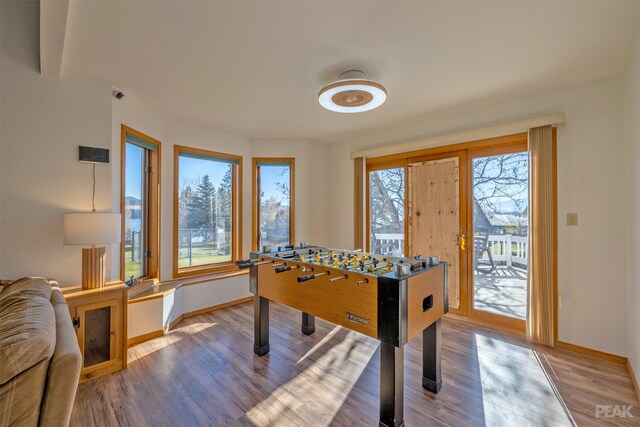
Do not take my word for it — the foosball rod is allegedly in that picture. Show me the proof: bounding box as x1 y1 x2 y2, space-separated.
274 264 301 273
236 259 271 269
297 271 330 283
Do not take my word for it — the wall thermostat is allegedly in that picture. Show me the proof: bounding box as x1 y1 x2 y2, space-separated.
79 146 110 164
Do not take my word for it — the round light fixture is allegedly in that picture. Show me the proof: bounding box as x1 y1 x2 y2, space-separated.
318 70 387 113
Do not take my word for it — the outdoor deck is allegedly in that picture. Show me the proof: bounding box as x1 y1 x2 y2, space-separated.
370 233 529 321
473 266 527 320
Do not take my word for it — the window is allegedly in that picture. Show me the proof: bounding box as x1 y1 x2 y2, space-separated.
121 125 160 282
174 146 242 276
368 166 405 256
252 158 295 250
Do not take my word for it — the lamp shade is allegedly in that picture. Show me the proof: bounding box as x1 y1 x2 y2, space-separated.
63 213 121 245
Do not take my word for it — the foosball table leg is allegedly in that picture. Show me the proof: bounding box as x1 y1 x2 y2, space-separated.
254 296 270 356
301 312 315 335
379 342 405 427
422 318 442 392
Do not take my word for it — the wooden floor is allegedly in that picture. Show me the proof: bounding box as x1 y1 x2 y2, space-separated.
71 302 640 426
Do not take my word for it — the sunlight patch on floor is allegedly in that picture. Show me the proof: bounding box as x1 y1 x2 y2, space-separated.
247 328 378 426
177 321 218 334
128 333 183 363
296 325 342 365
475 334 574 427
128 322 217 363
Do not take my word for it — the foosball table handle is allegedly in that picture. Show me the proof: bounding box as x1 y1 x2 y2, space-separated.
236 261 253 269
297 274 315 283
275 266 292 273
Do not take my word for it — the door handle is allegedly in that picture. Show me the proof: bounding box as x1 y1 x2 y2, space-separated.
458 234 466 251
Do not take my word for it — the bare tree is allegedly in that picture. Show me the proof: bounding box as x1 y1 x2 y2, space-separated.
473 153 528 215
275 165 291 200
369 168 404 234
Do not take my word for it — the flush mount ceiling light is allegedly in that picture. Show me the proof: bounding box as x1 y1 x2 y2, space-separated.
318 70 387 113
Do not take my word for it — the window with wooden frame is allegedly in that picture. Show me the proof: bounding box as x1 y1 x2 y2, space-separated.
121 125 161 282
174 145 242 277
252 158 295 251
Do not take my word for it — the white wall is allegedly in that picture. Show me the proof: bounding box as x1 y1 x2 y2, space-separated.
128 274 250 338
249 138 330 247
112 98 333 278
624 31 640 376
329 76 628 356
0 0 332 296
114 107 332 339
111 95 253 281
0 0 631 357
1 0 114 285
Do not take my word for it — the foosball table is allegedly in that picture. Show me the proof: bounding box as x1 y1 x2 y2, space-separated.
237 245 448 427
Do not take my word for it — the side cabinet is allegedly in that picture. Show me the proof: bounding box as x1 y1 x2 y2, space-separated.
64 283 128 383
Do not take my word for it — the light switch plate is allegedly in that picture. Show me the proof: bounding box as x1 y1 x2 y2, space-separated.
567 213 578 226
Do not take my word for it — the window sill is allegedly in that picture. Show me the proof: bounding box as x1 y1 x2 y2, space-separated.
173 262 238 279
126 277 160 299
128 269 248 304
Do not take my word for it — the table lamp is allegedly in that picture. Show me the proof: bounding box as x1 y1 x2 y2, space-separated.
64 212 121 289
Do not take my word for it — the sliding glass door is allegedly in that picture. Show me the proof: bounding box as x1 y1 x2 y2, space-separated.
366 134 531 331
468 146 528 330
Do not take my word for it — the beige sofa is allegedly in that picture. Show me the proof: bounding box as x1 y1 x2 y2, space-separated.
0 277 82 427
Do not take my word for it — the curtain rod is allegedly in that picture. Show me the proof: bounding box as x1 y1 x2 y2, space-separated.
350 113 566 159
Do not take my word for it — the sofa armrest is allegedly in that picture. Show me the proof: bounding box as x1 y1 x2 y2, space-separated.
39 288 81 427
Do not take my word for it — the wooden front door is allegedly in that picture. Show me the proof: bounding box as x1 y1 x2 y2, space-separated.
408 154 467 314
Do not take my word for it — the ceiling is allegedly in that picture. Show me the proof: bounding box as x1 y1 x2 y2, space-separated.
62 1 640 143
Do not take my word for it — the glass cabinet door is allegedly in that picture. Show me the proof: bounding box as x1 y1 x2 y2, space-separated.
78 300 118 369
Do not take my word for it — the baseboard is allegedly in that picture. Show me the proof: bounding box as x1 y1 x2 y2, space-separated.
628 360 640 403
127 296 255 345
166 315 183 332
127 329 163 347
182 296 254 320
556 341 627 365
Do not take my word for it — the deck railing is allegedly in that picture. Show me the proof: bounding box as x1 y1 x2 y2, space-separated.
371 233 528 268
371 233 404 255
371 233 529 267
480 234 528 267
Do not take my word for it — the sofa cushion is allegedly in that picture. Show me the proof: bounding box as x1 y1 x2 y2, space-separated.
0 284 56 385
39 287 81 427
0 358 50 427
0 277 52 303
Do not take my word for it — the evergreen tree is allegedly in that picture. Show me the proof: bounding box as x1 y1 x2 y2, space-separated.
217 168 232 233
187 175 217 243
213 168 232 254
178 184 195 244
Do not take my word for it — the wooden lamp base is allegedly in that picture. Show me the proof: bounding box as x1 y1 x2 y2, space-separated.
82 246 106 290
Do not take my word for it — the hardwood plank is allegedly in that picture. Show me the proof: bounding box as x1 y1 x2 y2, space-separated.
71 302 639 426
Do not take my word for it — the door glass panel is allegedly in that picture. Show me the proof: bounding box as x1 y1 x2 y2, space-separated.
84 306 112 367
124 143 147 279
369 168 405 256
472 152 529 320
